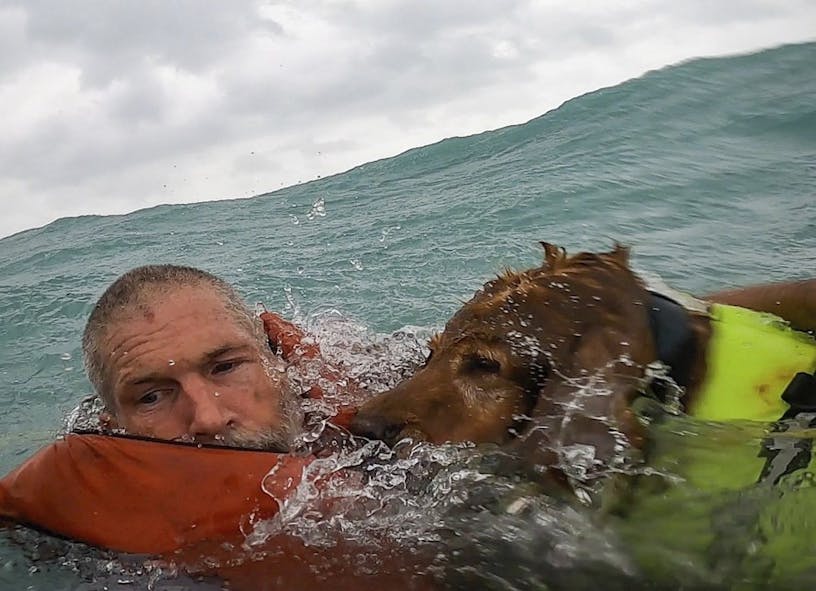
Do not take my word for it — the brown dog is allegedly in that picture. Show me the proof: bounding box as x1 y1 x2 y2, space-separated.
350 243 815 469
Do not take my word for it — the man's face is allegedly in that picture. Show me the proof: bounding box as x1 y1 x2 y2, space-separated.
100 284 296 448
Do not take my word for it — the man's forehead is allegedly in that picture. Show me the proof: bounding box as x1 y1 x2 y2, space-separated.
102 290 255 369
101 284 250 351
130 283 232 317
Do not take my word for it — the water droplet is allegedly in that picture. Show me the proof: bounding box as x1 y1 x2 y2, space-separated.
168 359 175 366
60 352 72 361
290 214 300 225
297 266 305 275
306 197 326 220
213 391 221 397
350 258 364 271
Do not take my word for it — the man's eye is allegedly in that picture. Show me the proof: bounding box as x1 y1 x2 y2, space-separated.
212 360 241 375
138 391 162 406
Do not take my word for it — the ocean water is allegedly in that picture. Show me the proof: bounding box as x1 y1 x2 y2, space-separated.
0 42 814 589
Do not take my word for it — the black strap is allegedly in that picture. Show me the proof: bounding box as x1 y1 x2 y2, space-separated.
780 372 816 420
646 291 697 399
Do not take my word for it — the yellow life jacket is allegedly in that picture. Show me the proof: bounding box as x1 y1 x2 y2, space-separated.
619 305 816 586
687 304 816 422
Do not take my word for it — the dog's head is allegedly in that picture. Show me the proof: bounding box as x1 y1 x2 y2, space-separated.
351 243 656 456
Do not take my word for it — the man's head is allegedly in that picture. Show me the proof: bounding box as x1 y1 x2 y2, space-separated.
82 265 300 449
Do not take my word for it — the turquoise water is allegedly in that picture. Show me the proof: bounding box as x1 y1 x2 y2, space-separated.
0 42 815 589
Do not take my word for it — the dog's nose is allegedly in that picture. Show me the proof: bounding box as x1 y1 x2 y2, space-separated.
349 411 405 444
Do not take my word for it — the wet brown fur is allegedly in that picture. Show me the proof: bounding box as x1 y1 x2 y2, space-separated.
351 242 712 468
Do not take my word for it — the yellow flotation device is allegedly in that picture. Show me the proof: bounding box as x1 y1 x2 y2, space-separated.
687 304 816 422
620 306 816 588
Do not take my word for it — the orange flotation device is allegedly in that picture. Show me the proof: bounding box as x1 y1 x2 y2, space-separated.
261 310 359 426
0 432 311 554
0 433 436 590
0 313 353 555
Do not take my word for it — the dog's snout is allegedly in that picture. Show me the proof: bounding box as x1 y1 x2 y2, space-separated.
349 411 404 444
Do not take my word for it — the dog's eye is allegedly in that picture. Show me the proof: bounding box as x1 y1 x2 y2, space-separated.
466 354 501 374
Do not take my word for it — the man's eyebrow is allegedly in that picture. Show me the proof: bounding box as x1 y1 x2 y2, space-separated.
122 344 254 387
126 373 169 387
203 343 254 361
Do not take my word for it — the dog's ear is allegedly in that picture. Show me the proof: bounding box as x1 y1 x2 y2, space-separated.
531 327 647 454
609 242 630 265
540 242 567 270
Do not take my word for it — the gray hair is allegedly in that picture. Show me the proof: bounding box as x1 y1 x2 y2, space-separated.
82 264 262 408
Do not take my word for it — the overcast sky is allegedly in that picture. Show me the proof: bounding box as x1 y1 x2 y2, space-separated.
1 1 814 239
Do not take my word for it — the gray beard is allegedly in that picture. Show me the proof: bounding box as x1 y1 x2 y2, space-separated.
217 426 293 451
223 393 304 451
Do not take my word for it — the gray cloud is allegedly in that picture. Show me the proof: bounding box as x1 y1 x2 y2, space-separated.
12 0 280 82
0 0 814 238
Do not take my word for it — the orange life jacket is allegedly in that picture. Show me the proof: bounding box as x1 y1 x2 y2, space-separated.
0 432 311 554
0 433 436 590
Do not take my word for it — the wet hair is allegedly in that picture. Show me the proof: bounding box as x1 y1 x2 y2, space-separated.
82 264 262 408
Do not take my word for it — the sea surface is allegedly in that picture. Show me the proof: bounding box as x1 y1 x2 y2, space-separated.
0 42 814 590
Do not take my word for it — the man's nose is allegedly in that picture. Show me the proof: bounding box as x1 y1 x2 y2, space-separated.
183 377 233 440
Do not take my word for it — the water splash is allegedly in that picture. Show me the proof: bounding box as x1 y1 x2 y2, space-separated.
306 197 326 220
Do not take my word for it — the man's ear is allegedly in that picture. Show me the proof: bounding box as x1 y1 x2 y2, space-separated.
99 410 119 431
